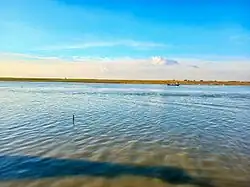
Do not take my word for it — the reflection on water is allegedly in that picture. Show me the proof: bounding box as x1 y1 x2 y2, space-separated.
0 82 250 186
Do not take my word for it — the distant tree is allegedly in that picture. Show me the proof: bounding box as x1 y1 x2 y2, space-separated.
200 80 203 82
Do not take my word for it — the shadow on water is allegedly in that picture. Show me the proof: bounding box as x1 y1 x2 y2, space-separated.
0 155 214 186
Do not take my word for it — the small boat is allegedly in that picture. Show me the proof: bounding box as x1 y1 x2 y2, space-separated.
167 83 180 86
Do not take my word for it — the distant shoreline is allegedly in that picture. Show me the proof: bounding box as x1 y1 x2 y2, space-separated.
0 77 250 86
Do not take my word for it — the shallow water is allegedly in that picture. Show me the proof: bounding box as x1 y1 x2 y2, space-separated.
0 82 250 187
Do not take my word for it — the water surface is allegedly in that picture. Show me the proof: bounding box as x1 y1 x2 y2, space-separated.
0 82 250 187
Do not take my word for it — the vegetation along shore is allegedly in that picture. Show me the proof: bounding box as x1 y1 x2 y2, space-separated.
0 77 250 86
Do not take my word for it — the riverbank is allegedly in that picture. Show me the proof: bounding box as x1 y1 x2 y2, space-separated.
0 77 250 86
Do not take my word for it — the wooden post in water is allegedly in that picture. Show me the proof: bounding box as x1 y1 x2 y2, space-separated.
72 114 77 152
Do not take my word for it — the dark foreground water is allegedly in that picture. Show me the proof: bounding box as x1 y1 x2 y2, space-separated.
0 82 250 187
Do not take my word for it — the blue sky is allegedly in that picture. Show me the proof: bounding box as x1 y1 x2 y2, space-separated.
0 0 250 80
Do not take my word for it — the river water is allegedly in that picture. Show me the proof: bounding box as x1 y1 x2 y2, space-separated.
0 82 250 187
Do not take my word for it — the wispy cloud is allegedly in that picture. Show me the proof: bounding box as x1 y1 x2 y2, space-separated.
229 34 250 44
189 65 199 68
0 52 60 60
37 40 168 51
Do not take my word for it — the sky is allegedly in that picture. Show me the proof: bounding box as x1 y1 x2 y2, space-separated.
0 0 250 80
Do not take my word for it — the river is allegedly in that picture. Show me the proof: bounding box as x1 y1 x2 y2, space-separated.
0 82 250 187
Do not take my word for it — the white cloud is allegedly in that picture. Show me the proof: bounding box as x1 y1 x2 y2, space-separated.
37 40 167 51
0 53 250 81
151 56 179 65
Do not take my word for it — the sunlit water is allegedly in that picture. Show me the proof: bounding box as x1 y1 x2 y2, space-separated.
0 82 250 187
